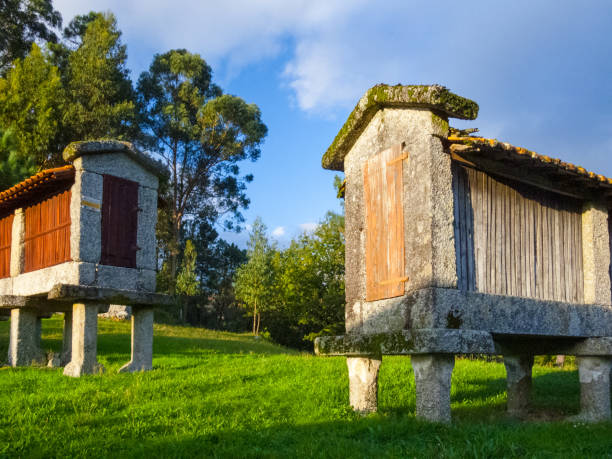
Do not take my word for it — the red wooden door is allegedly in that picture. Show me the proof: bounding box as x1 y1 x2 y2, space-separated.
363 144 408 301
101 175 139 268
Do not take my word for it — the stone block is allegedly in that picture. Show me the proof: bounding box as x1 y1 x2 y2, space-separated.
574 356 612 422
411 354 455 423
9 209 24 277
347 356 381 413
61 310 72 365
8 308 45 366
405 288 612 338
582 202 612 305
12 262 96 296
503 355 534 418
99 305 132 320
136 186 158 270
70 170 103 263
0 278 13 296
94 265 156 292
119 308 154 372
74 153 159 190
63 303 105 377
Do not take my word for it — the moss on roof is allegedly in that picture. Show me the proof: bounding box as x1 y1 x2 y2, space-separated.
322 84 479 171
63 140 168 178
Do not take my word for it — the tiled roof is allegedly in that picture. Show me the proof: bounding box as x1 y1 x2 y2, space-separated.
447 134 612 196
0 165 75 211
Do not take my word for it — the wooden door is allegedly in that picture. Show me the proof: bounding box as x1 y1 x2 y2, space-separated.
363 144 408 301
101 175 139 268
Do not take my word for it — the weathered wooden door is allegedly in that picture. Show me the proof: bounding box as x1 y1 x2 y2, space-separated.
363 144 408 301
101 175 139 268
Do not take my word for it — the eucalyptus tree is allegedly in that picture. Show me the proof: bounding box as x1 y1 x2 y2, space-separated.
0 0 62 73
137 49 267 291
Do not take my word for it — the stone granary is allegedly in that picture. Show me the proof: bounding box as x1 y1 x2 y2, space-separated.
1 140 170 376
315 84 612 423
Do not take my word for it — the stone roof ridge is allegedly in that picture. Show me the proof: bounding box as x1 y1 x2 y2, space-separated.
63 140 168 178
322 84 479 171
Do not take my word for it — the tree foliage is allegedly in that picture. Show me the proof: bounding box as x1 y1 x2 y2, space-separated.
0 127 36 189
234 212 345 348
137 49 267 291
62 12 136 142
0 11 137 169
265 212 345 349
176 239 200 296
0 0 62 73
0 42 64 167
234 218 276 336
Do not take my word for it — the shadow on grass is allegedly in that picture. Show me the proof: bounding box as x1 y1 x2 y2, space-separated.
0 318 295 364
66 413 612 458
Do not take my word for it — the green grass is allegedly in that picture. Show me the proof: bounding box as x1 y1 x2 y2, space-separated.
0 317 611 458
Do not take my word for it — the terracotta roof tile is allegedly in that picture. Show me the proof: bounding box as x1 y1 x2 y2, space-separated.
447 135 612 191
0 166 75 209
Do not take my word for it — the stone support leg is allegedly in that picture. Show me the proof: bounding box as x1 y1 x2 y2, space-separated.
8 308 45 366
575 356 612 422
61 311 73 365
119 307 154 373
63 303 104 377
503 355 534 418
347 356 381 413
412 354 455 423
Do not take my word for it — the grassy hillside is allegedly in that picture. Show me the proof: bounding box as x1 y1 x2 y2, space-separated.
0 317 611 458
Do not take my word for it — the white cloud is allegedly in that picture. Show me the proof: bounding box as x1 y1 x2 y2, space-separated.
271 226 286 237
53 0 612 174
53 0 361 73
298 222 318 232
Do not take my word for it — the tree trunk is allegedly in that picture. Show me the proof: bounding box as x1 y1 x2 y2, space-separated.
169 216 180 294
252 299 257 336
256 313 261 336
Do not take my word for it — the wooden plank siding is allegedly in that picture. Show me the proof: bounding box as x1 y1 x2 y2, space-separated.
100 175 139 269
453 163 584 303
0 214 13 278
363 144 407 301
24 189 71 272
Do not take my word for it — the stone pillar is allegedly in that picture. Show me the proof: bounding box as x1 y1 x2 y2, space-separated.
63 303 104 377
582 201 611 305
119 307 154 373
347 356 382 413
412 354 455 423
503 355 534 418
61 310 73 365
8 308 45 366
575 356 612 422
9 208 24 276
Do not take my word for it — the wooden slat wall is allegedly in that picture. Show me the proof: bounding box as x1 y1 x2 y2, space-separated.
24 189 71 272
364 144 406 301
453 163 584 303
100 174 139 269
0 214 13 278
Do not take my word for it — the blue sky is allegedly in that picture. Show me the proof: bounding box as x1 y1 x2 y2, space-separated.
54 0 612 246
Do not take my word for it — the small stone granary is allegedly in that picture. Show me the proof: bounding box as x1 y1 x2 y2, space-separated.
315 84 612 422
1 140 170 376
